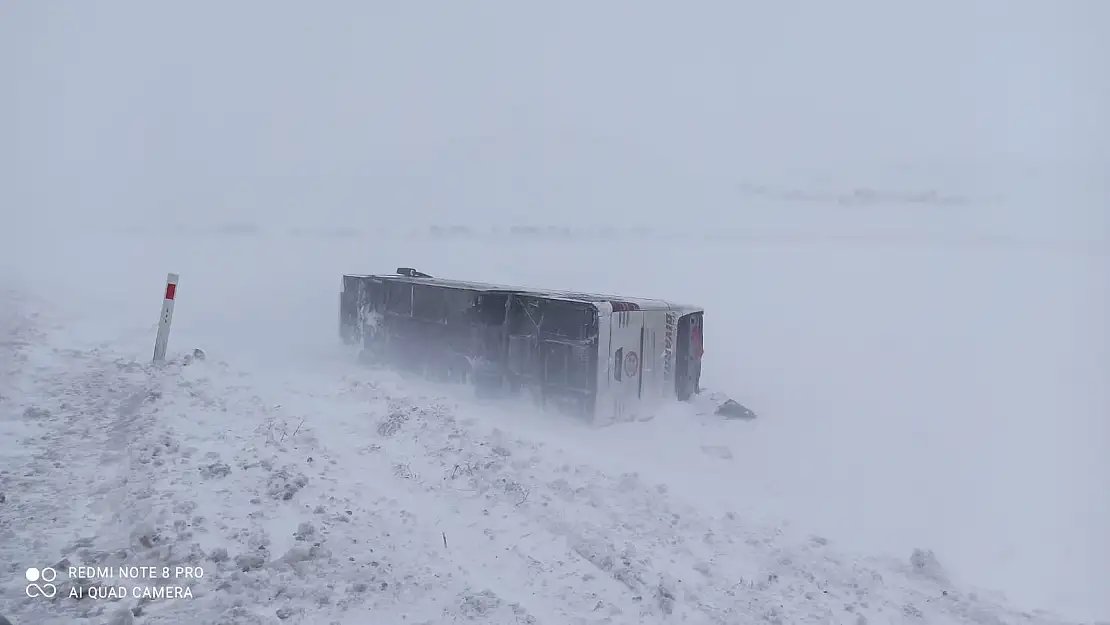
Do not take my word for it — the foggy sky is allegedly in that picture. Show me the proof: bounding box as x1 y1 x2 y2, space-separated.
2 1 1108 232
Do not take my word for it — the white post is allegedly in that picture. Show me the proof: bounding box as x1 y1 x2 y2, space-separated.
153 273 179 363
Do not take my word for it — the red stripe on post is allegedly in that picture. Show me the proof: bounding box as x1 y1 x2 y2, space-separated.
165 284 177 300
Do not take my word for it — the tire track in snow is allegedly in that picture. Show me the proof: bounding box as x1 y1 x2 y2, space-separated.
322 400 647 623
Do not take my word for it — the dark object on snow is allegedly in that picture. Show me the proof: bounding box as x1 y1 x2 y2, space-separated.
716 399 756 419
183 348 207 366
396 267 433 278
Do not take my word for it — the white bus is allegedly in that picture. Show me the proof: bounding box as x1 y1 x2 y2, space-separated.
339 268 708 424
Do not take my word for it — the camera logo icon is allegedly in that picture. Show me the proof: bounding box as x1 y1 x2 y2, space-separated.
25 567 58 598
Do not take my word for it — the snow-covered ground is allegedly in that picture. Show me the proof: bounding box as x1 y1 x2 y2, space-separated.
1 229 1106 624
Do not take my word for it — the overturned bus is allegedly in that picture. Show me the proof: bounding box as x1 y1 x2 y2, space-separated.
339 268 708 424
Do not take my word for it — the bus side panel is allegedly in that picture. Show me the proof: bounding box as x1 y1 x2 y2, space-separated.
606 309 646 422
639 310 668 406
504 296 601 421
594 308 612 426
592 305 613 425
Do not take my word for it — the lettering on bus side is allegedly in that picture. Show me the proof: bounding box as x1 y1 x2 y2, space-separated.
662 312 676 383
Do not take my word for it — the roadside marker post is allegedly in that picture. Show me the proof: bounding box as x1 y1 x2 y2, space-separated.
153 273 179 363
